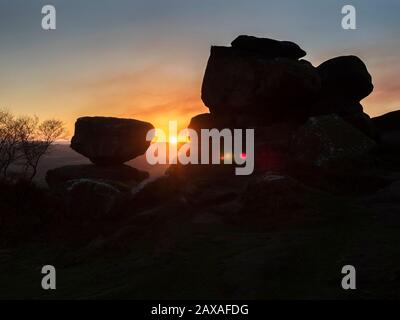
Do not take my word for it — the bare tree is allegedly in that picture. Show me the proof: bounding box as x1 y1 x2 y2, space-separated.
0 110 12 174
0 110 21 178
21 118 65 182
0 109 65 182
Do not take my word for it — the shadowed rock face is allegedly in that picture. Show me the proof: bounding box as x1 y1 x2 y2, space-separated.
46 164 149 190
65 179 128 220
290 114 376 168
71 117 154 165
201 46 321 123
188 113 235 132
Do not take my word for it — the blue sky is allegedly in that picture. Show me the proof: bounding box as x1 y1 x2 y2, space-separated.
0 0 399 134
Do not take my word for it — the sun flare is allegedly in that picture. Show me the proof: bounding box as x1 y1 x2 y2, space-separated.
169 136 178 144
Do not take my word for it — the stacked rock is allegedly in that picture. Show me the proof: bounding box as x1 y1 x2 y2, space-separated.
46 116 154 219
47 116 153 189
189 35 378 171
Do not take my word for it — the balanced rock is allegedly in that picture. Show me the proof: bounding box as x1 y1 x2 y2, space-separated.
231 35 306 59
316 55 373 103
290 114 376 168
201 46 321 123
71 116 154 165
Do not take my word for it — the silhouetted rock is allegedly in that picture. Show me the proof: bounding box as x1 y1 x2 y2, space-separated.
71 116 154 165
372 111 400 132
202 46 321 123
290 114 376 168
46 164 149 190
242 173 306 216
366 180 400 204
65 179 128 220
231 35 306 59
188 113 234 132
305 56 376 136
371 111 400 153
253 123 298 172
310 98 364 117
131 175 183 209
316 55 373 103
342 112 378 140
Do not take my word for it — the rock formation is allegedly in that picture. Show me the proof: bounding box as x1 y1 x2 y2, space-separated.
189 35 381 172
71 116 153 165
44 35 400 224
46 116 154 217
201 44 321 125
23 35 400 299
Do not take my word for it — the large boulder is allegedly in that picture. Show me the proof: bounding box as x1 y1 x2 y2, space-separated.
290 114 376 168
46 164 149 190
71 117 154 165
65 179 127 220
201 46 321 123
316 55 373 103
231 35 306 59
307 56 375 136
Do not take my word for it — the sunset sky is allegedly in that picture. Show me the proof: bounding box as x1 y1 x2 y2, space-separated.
1 0 400 137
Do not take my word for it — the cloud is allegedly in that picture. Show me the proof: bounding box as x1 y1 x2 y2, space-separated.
66 62 207 135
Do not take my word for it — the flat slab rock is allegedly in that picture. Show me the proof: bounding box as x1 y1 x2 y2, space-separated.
71 116 154 165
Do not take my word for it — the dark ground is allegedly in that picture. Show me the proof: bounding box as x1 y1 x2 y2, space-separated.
1 147 400 299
